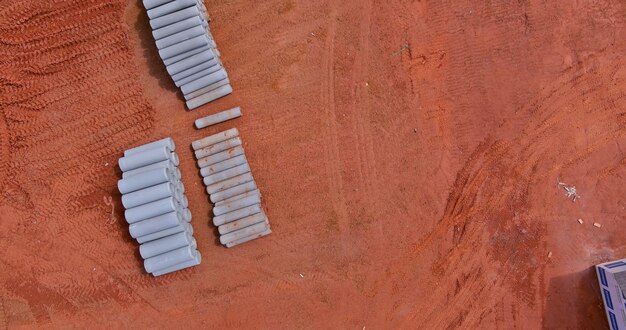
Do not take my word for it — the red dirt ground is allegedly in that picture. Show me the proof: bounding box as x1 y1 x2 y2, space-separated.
1 0 625 328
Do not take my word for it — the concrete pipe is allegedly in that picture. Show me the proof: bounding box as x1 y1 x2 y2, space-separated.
124 137 174 156
219 221 269 245
156 24 206 50
175 180 186 194
117 167 173 194
174 62 221 87
125 196 178 224
226 229 272 248
118 145 171 172
192 128 238 151
212 194 261 217
203 163 250 186
149 5 201 30
166 49 216 76
182 208 192 222
205 172 253 195
172 167 182 182
194 106 242 129
218 211 266 235
121 158 176 178
197 146 244 169
170 152 180 166
194 137 241 159
215 189 260 207
152 15 203 40
158 34 209 60
152 251 201 276
180 68 227 95
177 195 189 209
210 181 257 204
129 210 183 238
144 245 196 274
143 0 172 10
163 43 211 66
213 203 262 226
147 0 196 19
183 77 229 101
173 186 184 202
171 57 218 82
137 221 192 244
121 181 178 209
200 154 246 177
186 84 233 110
139 230 194 259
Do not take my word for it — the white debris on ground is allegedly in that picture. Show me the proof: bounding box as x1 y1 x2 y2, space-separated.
594 223 602 228
578 219 584 224
557 178 580 202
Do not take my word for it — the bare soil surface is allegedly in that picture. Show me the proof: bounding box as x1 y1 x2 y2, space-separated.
0 0 625 328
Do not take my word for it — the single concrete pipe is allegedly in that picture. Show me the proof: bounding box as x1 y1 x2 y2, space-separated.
118 167 173 194
124 137 175 156
194 106 242 129
129 210 184 238
125 196 178 224
121 158 176 178
144 245 196 274
152 251 201 276
215 189 260 207
118 145 171 172
226 229 272 248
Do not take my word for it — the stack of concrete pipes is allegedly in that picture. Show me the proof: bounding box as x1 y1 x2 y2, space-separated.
117 138 201 276
143 0 231 110
192 128 272 247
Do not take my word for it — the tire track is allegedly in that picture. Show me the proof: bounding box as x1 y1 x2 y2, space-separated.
0 0 155 325
320 4 349 233
370 56 626 327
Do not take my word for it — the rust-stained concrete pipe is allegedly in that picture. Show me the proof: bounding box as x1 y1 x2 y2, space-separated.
205 172 253 195
192 128 238 151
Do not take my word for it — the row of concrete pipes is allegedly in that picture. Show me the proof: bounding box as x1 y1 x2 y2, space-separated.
142 0 232 110
192 128 272 248
117 138 201 276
